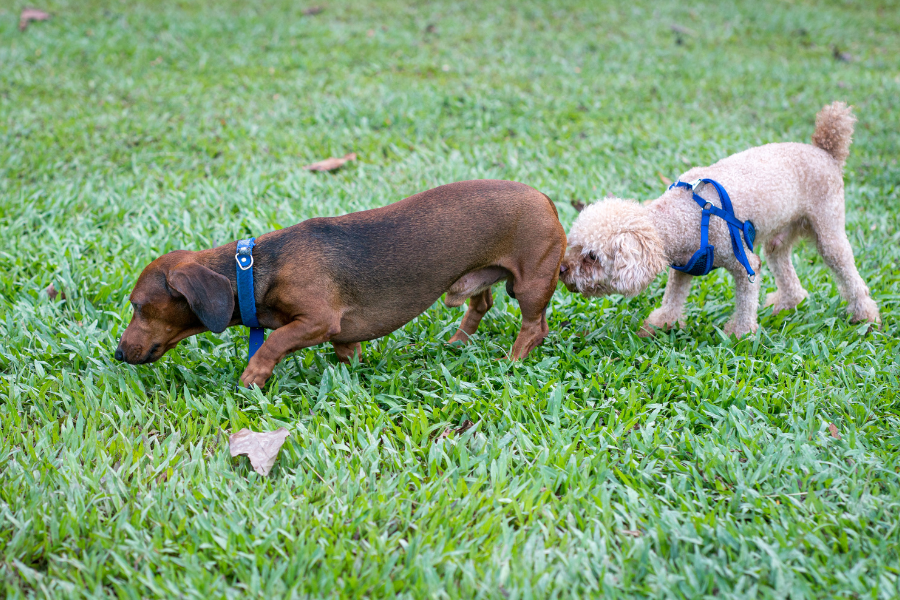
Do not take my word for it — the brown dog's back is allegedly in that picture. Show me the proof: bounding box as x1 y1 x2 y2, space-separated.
262 180 563 342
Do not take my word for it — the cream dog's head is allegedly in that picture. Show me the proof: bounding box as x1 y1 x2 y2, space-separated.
559 199 667 298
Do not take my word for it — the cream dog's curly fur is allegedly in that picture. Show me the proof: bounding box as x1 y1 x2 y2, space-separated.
559 102 880 337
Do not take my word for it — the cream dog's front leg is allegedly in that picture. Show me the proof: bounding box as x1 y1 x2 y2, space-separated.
722 256 762 337
639 268 693 337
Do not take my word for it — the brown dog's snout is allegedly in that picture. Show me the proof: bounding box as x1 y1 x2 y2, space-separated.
114 328 155 365
114 337 141 364
115 340 160 365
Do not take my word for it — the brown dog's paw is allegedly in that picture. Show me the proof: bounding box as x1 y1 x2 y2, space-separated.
447 330 472 345
240 365 272 389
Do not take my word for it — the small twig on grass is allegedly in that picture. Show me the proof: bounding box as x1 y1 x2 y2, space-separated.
302 458 335 495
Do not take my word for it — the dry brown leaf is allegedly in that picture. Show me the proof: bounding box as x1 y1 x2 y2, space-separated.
19 7 50 32
832 46 853 62
229 427 290 476
670 24 695 36
570 199 586 212
303 6 324 16
436 419 475 442
620 529 641 537
658 172 673 186
45 284 65 300
454 419 475 435
829 423 841 440
302 152 356 172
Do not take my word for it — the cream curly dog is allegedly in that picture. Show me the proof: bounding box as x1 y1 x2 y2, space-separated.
559 102 880 337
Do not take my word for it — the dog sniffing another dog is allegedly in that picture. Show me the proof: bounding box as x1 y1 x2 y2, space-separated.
560 102 880 337
115 102 880 386
115 180 566 387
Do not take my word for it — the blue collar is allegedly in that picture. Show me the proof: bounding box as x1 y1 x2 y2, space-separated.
235 238 266 360
668 178 756 281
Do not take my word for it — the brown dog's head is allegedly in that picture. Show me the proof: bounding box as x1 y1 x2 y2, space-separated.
114 251 235 364
559 199 667 298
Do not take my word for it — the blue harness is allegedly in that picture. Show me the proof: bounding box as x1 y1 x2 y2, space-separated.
235 238 266 361
668 178 757 281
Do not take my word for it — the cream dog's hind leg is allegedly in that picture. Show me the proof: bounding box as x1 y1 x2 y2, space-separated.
764 223 810 314
807 203 880 324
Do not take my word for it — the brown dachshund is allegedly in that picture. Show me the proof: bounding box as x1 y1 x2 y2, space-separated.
115 180 567 387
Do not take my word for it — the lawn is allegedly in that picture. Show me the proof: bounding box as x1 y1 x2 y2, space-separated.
2 0 899 597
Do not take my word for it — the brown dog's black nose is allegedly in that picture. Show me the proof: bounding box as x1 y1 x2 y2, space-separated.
114 347 125 362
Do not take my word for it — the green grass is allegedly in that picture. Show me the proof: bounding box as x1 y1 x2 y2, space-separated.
2 0 899 597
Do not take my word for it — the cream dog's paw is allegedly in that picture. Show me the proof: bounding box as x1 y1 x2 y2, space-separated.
639 311 684 338
764 290 808 315
723 319 758 337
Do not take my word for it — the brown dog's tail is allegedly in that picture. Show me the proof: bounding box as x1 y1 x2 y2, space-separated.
811 101 856 168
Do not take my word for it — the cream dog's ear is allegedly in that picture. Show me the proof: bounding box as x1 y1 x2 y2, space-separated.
607 229 666 297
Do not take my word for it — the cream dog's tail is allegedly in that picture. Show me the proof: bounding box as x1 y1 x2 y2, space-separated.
811 101 856 168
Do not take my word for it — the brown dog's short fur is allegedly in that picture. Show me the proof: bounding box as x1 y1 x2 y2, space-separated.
115 180 566 387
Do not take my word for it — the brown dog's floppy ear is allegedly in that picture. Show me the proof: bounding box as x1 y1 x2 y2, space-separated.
166 263 235 333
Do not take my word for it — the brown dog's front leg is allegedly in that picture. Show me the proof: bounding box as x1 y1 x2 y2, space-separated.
240 315 340 388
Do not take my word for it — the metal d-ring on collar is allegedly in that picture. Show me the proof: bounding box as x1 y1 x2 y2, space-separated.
236 246 254 270
668 178 757 282
235 238 265 361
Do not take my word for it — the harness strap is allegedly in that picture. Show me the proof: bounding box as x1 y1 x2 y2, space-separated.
235 238 265 361
669 179 757 280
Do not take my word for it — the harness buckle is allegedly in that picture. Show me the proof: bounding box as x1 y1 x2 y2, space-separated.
235 253 254 271
748 274 756 283
688 178 705 191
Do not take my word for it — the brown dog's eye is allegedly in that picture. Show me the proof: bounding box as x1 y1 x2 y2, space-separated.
588 251 597 261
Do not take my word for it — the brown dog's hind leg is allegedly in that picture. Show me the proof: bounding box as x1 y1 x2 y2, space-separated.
507 228 565 359
332 341 362 363
509 278 555 360
448 288 494 344
510 302 549 359
240 314 340 388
